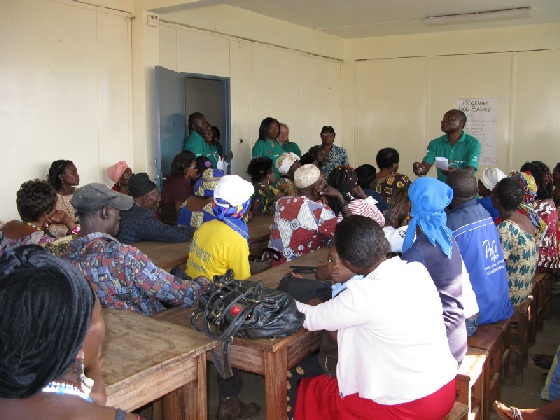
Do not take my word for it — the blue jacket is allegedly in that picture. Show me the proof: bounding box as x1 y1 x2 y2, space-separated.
447 199 513 325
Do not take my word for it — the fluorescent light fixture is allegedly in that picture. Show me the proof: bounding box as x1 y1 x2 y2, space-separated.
424 7 531 26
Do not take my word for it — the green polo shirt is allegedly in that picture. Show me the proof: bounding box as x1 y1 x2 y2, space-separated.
184 131 219 168
422 132 481 182
252 138 285 180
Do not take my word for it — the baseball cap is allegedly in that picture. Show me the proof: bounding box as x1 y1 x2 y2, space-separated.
71 183 133 214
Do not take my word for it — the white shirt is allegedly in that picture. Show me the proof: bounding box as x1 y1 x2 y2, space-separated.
296 257 457 405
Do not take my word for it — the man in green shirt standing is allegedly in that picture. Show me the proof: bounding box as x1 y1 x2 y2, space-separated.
183 112 219 168
413 109 481 182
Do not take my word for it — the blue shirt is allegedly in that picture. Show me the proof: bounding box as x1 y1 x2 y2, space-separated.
422 132 481 182
446 199 513 325
117 203 194 245
477 195 500 221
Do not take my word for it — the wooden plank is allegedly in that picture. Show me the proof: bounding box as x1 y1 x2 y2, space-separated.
132 241 191 272
102 308 216 417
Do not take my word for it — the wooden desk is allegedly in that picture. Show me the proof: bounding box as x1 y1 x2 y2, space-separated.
154 248 329 419
102 309 217 420
247 216 273 256
130 218 272 272
132 241 191 272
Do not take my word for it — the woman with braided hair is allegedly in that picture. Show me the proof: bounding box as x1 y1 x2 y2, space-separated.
326 165 385 226
0 246 140 419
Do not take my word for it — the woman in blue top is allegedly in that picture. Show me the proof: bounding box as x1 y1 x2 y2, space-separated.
252 117 284 181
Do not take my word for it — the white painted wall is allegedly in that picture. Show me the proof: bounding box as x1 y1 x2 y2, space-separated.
349 24 560 178
0 0 132 220
156 7 344 178
1 0 559 222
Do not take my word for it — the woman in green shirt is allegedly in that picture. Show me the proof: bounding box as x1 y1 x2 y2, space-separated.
252 117 284 181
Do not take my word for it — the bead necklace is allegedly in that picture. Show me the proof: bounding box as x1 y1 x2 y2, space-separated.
41 380 93 402
25 222 43 231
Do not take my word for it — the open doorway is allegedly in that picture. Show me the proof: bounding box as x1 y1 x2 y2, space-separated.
155 66 230 188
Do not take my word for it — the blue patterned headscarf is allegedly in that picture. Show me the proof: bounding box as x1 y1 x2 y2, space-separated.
212 198 251 242
402 177 454 258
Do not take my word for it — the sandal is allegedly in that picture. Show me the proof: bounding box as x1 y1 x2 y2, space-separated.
532 354 554 370
494 400 523 420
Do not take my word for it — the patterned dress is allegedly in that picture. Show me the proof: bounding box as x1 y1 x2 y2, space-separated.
49 193 78 238
371 173 411 204
497 219 538 307
250 184 281 217
0 230 53 256
268 196 338 265
534 198 559 272
321 145 348 179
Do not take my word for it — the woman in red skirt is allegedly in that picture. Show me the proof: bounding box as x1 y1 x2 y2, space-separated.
294 216 457 420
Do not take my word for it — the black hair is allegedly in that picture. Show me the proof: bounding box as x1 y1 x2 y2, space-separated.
16 179 58 223
188 112 204 132
449 109 467 125
375 147 399 170
326 165 358 215
196 155 212 175
0 246 94 398
47 160 73 191
335 215 390 268
211 126 221 145
300 152 315 165
320 126 335 135
447 169 477 200
247 157 273 183
520 161 553 200
496 178 524 211
170 150 195 176
258 117 280 141
355 164 377 189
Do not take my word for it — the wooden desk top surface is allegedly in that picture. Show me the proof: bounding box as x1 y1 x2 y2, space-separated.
102 308 216 407
131 216 274 271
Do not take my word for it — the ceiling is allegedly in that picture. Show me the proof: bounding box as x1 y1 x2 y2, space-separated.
155 0 560 39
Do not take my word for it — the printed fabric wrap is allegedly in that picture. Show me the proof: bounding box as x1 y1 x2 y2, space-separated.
212 197 251 242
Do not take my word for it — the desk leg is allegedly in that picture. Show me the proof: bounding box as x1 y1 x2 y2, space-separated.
185 354 208 420
264 347 288 419
152 354 207 420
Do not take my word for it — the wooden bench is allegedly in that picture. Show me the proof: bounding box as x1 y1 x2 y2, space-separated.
444 401 469 420
467 323 506 419
510 296 533 385
456 347 487 420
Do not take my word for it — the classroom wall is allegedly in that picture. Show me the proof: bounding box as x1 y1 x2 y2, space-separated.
0 0 132 221
348 24 560 179
156 5 345 178
2 0 559 222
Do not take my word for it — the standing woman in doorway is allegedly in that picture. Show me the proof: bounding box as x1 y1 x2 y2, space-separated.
252 117 284 181
319 126 348 179
47 160 80 238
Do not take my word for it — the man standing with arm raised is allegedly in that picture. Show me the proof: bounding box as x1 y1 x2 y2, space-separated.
413 109 481 182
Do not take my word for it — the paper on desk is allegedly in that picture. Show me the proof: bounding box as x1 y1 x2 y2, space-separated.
435 157 448 170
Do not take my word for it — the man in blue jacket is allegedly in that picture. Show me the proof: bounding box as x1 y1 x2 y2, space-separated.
446 170 513 334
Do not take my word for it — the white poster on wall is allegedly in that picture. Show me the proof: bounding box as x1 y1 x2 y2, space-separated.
453 97 498 165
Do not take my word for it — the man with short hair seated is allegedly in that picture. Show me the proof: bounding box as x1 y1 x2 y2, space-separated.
117 172 194 244
446 170 514 332
62 183 210 316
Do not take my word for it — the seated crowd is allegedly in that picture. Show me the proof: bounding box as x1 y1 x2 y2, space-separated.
1 110 558 420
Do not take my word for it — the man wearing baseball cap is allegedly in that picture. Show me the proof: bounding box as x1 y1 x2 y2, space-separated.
61 183 210 316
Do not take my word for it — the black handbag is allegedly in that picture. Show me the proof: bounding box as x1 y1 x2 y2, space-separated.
277 273 332 304
191 269 305 378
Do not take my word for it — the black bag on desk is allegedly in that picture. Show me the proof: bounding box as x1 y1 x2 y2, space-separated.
277 273 332 303
191 269 305 378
